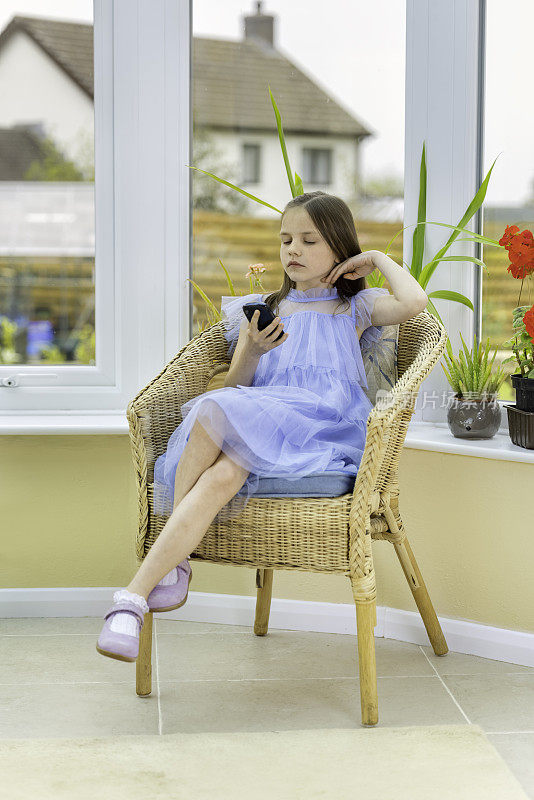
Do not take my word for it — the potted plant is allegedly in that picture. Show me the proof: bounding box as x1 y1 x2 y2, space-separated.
441 332 507 439
498 225 534 448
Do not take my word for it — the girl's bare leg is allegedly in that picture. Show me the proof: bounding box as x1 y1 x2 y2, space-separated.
126 418 248 599
126 455 249 598
171 418 222 507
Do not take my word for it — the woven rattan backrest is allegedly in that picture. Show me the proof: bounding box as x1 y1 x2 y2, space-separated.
373 310 447 492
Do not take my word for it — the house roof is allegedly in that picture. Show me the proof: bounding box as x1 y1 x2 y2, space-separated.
0 14 371 137
0 14 94 99
192 36 371 137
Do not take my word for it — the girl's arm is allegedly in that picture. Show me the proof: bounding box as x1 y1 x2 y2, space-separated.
370 250 428 327
224 317 262 388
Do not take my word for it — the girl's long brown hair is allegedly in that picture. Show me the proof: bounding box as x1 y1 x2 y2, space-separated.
263 191 367 316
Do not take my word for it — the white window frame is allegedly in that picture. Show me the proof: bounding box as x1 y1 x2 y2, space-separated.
405 0 498 428
0 0 191 417
3 0 519 445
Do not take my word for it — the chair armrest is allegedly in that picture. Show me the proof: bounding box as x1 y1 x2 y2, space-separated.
372 309 449 431
126 321 229 476
348 310 448 572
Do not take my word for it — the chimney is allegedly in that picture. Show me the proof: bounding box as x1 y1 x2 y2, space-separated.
243 1 275 48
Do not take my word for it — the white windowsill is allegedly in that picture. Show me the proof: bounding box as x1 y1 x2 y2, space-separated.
0 412 129 435
1 413 533 464
404 420 534 464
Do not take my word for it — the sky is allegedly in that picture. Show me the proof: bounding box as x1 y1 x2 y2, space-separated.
0 0 532 205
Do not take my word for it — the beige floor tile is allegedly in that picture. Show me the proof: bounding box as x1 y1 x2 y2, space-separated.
2 614 533 791
155 629 435 682
158 676 466 733
441 674 534 732
420 645 534 676
0 633 144 685
156 619 252 634
0 683 159 739
487 732 534 800
0 617 251 636
0 617 104 635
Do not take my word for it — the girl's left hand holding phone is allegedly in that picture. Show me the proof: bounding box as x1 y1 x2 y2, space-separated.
321 250 378 286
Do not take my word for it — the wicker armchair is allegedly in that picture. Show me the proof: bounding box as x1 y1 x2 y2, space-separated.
126 308 449 726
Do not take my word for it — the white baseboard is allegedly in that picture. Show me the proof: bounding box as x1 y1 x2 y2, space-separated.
1 587 533 668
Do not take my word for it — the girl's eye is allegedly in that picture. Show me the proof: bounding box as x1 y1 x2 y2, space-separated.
281 241 315 245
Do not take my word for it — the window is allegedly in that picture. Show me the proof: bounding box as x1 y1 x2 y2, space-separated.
405 1 489 426
0 1 191 416
0 8 95 367
243 143 261 183
479 0 534 404
302 148 332 185
191 0 405 338
2 1 497 432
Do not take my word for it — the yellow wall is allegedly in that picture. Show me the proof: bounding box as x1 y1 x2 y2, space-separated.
2 436 532 635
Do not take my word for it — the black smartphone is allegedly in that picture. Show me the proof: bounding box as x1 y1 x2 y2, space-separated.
242 302 285 342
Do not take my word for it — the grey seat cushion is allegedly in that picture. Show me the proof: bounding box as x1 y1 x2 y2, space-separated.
236 470 356 498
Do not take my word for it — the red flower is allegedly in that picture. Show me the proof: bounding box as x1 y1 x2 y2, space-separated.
508 260 534 279
524 305 534 344
501 226 534 278
499 224 520 249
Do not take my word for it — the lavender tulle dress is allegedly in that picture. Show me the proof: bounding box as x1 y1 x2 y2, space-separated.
153 285 389 521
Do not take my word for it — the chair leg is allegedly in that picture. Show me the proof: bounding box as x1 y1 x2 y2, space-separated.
254 568 273 636
393 536 448 656
136 610 153 696
354 593 379 727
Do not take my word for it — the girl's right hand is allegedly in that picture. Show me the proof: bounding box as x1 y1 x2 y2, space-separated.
246 310 288 356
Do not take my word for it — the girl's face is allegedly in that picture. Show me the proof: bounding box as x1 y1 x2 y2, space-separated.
280 208 340 290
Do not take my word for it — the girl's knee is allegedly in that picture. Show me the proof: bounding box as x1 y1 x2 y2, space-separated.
208 452 249 487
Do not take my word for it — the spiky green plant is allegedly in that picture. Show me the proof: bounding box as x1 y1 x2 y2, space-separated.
380 144 506 321
441 332 509 399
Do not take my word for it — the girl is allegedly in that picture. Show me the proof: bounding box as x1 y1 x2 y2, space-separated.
97 191 428 662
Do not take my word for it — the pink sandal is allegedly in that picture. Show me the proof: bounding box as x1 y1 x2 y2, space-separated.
147 559 193 612
96 597 147 662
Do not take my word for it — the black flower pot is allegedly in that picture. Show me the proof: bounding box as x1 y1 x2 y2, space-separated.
505 404 534 449
510 373 534 412
447 395 501 439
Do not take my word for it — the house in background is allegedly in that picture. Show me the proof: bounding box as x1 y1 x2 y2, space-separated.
0 13 93 169
193 1 373 214
0 2 373 215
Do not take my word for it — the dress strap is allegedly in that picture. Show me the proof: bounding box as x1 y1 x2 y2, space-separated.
349 293 358 324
